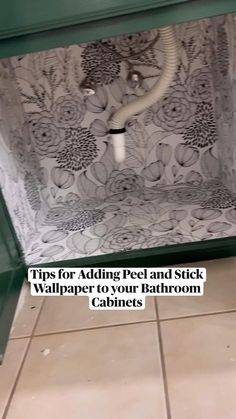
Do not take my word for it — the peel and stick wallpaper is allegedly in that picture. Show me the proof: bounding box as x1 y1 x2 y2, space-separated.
0 14 236 264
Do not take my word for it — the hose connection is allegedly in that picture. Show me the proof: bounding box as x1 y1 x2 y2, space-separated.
109 26 178 163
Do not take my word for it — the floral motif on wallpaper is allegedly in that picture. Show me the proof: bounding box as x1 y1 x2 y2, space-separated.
0 16 235 264
210 14 236 194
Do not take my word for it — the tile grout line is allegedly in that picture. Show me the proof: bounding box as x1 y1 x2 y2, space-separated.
155 300 172 419
2 297 47 419
160 308 236 322
8 307 236 342
9 318 157 340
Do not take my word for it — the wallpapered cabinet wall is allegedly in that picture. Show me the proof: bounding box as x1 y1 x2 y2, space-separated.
1 0 236 362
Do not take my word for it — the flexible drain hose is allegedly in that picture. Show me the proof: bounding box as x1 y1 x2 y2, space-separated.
109 26 178 162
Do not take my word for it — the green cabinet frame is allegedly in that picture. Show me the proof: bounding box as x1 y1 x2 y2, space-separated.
0 189 26 363
0 0 236 58
1 0 236 362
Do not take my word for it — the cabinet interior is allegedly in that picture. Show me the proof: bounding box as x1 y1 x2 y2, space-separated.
0 13 236 265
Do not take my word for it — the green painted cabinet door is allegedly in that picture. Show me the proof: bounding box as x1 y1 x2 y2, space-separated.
0 189 26 363
0 0 236 58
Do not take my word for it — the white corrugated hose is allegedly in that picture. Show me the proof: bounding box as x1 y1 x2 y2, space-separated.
109 26 178 162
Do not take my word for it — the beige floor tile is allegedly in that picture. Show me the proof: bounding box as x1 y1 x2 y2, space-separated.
11 282 44 338
35 296 156 335
6 323 166 419
0 339 29 417
161 312 236 419
157 257 236 319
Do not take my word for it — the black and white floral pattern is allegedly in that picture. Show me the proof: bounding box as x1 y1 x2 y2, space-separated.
56 128 98 171
56 209 105 232
27 113 62 157
144 231 190 248
24 172 41 211
183 102 217 147
212 15 236 194
51 167 75 189
52 95 86 127
114 31 154 56
145 85 196 133
81 41 121 85
101 226 150 253
1 16 236 264
166 185 212 205
216 25 229 77
105 169 144 200
43 207 74 225
201 188 236 209
186 69 212 102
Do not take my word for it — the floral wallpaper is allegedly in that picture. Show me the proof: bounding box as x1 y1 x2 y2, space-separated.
211 14 236 194
0 59 42 255
0 15 236 264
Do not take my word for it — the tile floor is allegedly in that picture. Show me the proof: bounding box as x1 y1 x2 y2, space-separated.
1 257 236 418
